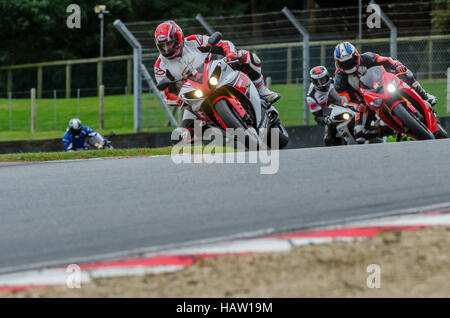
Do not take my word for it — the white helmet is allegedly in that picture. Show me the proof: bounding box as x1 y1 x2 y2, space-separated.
68 118 82 135
334 42 360 74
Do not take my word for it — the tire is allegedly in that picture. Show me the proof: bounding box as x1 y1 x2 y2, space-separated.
392 103 435 140
435 124 449 139
214 99 261 150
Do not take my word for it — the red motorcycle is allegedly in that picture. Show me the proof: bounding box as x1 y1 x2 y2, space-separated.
358 66 448 140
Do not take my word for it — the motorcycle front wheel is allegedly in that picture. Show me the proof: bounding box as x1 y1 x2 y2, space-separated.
392 103 435 140
214 99 262 150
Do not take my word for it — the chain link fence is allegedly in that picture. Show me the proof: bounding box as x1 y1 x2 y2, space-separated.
0 1 448 132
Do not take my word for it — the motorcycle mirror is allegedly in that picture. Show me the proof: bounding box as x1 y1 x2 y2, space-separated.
208 32 222 47
157 77 172 91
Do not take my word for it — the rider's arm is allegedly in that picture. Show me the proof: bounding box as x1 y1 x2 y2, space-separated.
328 84 347 106
360 52 404 73
83 126 98 137
193 34 237 58
62 130 73 151
307 95 328 126
154 57 182 106
333 72 365 112
307 83 331 126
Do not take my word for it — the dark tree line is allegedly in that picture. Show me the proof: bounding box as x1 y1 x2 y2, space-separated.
0 0 443 66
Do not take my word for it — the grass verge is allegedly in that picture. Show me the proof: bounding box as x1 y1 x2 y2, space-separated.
0 145 237 162
0 79 447 141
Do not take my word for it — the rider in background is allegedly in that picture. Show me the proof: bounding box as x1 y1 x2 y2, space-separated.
62 118 101 152
153 20 280 140
332 42 430 140
307 66 353 146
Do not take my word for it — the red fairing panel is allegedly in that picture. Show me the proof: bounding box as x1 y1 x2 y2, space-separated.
212 96 246 119
233 72 251 94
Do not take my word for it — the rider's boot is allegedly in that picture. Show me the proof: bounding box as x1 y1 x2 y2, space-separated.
412 81 438 107
253 75 281 105
266 105 281 128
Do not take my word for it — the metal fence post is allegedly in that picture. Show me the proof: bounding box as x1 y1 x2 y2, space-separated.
30 88 36 132
140 65 179 128
77 88 80 118
286 46 292 84
37 66 43 99
195 13 215 35
114 19 142 133
53 89 57 129
296 77 300 119
447 67 450 114
266 76 272 88
320 44 326 67
99 85 105 129
65 64 71 99
427 39 433 79
282 7 310 125
7 70 12 93
8 92 12 130
124 86 128 124
370 0 397 58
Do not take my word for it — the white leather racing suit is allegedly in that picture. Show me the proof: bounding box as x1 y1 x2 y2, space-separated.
154 34 268 131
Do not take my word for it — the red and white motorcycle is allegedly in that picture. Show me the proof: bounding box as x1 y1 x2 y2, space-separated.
157 32 289 149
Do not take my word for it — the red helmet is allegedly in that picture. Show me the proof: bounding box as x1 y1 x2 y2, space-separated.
310 66 331 92
154 20 184 59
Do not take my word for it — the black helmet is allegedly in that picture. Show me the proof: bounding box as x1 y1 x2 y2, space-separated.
310 66 331 92
68 118 82 136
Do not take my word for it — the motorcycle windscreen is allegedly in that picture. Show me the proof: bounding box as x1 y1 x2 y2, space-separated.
87 134 104 146
187 65 205 84
360 66 384 94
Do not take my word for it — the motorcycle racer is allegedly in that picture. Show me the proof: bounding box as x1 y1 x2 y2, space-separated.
333 41 436 140
153 20 280 139
62 118 102 151
307 65 354 146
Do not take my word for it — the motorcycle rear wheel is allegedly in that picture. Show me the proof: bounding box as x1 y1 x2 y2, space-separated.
392 103 435 140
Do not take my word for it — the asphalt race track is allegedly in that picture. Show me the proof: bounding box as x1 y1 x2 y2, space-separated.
1 139 450 274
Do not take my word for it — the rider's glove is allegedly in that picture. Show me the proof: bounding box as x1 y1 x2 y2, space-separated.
324 116 333 125
344 103 358 112
224 51 239 63
394 62 407 74
357 103 366 113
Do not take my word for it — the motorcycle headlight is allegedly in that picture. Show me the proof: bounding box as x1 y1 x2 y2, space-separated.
194 89 203 98
209 77 218 86
183 89 204 99
342 113 351 120
387 79 397 93
208 64 222 90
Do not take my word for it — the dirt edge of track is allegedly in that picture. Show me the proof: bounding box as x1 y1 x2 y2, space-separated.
3 226 449 298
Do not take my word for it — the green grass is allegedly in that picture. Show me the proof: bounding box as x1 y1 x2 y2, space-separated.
0 145 237 162
0 79 447 141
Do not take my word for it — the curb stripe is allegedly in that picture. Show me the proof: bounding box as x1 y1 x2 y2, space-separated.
1 211 449 293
